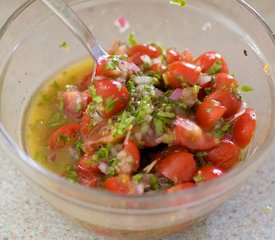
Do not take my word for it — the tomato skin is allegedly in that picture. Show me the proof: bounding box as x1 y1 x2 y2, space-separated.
149 63 167 74
196 99 227 130
76 168 102 188
93 79 130 118
154 151 197 183
123 140 140 172
166 49 182 64
58 89 91 119
206 89 242 118
182 49 195 64
166 182 195 193
163 61 201 88
128 44 162 66
232 108 256 148
103 174 132 194
48 123 81 150
205 139 240 169
128 44 162 59
96 56 121 78
173 117 220 150
77 154 101 174
212 73 239 91
195 51 229 74
195 165 224 182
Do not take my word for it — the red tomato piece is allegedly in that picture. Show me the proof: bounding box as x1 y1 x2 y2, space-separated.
206 89 242 118
232 108 256 148
149 63 167 74
128 44 162 66
195 51 229 74
48 123 81 150
205 139 240 169
93 79 130 118
128 44 162 59
212 73 239 91
166 182 195 193
154 151 197 183
123 140 140 172
58 89 91 119
96 56 121 78
182 49 195 64
163 61 201 88
196 99 227 130
166 49 182 64
194 165 224 182
103 174 132 194
173 117 220 150
76 168 102 188
77 154 101 174
82 120 125 153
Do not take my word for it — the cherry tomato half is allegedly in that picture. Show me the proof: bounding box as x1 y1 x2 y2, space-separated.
232 108 256 148
77 153 101 174
163 61 201 88
48 123 81 150
96 56 122 79
212 73 239 91
93 79 130 118
166 49 182 64
205 139 240 170
123 140 140 172
154 151 197 183
173 117 220 150
195 51 229 74
206 89 242 118
103 174 132 194
196 99 227 130
194 165 224 183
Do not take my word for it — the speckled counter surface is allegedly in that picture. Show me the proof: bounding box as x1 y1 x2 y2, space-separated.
0 1 275 240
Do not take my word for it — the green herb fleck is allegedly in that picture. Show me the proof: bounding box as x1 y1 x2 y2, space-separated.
150 175 160 190
105 97 117 113
206 61 222 75
58 96 64 112
75 140 84 151
194 151 207 167
113 111 134 136
128 32 138 46
241 85 254 92
59 41 69 49
133 173 143 183
193 173 205 183
170 0 187 8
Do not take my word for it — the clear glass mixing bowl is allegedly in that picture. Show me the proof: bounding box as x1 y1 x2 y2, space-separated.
0 0 275 239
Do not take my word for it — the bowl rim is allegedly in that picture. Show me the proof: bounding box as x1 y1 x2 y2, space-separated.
0 0 275 211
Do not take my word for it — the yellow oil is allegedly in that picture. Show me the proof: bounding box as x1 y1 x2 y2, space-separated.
24 59 93 174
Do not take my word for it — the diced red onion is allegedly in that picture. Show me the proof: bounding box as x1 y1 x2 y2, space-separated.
134 76 154 84
133 183 145 196
198 74 212 86
222 133 233 141
98 161 109 175
114 16 130 33
48 154 57 162
169 88 183 101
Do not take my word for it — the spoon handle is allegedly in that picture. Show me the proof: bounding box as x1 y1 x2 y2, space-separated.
41 0 107 61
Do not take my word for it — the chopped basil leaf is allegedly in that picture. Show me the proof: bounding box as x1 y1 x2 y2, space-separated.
170 0 187 8
206 61 222 75
128 32 138 46
241 85 254 92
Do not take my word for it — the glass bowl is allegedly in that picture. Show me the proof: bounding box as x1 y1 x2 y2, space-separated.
0 0 275 239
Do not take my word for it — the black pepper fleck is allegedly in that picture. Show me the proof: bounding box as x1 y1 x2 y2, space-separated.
243 50 248 56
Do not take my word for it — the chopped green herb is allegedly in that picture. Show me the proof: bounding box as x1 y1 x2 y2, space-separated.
170 0 187 8
212 122 231 139
128 32 138 46
105 97 117 113
241 85 254 92
156 111 175 118
194 151 207 167
206 61 222 75
150 175 160 190
193 173 205 183
75 140 84 151
193 85 201 94
125 80 136 96
113 111 134 136
154 117 165 135
59 41 69 49
133 173 143 183
93 95 103 104
58 96 64 112
205 87 212 95
89 85 97 98
52 81 60 90
58 135 71 143
65 167 79 183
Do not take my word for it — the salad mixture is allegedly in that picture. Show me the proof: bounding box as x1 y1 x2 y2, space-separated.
25 35 256 195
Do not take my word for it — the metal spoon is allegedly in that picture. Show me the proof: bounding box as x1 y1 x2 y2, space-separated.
41 0 108 63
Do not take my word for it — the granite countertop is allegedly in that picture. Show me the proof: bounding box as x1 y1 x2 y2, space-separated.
0 1 274 239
